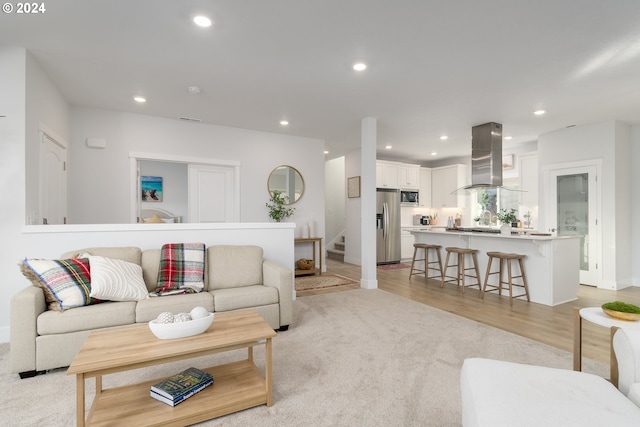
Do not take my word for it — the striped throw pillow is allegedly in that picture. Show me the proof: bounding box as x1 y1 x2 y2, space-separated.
20 258 102 311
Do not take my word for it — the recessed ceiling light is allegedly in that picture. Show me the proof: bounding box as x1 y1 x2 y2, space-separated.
431 152 437 156
193 15 212 27
385 145 392 149
504 136 513 140
440 135 448 140
188 86 201 95
324 150 329 154
280 120 289 126
353 63 367 71
133 96 146 103
533 109 546 115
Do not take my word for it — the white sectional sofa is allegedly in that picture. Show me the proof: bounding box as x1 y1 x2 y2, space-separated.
10 244 292 378
460 328 640 426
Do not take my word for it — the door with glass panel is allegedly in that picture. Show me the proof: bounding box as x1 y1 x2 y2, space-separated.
547 165 599 286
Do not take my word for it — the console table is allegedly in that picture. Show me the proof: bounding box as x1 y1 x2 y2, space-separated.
294 237 322 277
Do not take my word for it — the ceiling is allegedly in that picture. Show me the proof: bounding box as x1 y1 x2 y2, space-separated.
2 0 640 164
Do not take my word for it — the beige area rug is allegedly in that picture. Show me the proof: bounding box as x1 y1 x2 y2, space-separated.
295 273 358 292
0 289 607 426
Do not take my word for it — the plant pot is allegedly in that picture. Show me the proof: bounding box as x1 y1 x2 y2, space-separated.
500 224 512 236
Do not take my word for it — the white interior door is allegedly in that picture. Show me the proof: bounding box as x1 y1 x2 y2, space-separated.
40 133 67 224
546 165 600 286
188 164 239 222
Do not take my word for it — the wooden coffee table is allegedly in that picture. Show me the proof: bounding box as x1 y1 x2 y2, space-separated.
67 310 277 427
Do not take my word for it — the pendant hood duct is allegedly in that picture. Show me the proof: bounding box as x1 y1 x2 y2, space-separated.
462 122 503 191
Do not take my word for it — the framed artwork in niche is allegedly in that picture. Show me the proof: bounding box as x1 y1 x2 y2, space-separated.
141 176 163 202
347 176 361 198
502 154 514 170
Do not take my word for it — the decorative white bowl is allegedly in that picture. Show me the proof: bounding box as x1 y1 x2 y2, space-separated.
148 312 214 339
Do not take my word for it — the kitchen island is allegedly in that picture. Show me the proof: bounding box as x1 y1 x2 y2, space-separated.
409 229 581 306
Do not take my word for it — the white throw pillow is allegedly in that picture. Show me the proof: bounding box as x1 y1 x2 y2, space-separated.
88 256 149 301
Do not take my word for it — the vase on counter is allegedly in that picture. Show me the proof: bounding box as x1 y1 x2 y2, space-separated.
500 223 511 236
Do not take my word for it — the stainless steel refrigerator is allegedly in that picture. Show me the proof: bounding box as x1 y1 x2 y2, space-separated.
376 188 401 264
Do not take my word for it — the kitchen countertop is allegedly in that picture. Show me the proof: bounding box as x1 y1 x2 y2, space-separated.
409 228 577 241
410 227 581 306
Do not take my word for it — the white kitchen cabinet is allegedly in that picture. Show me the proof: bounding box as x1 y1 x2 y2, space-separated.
431 164 468 208
519 153 538 207
397 164 420 188
419 168 431 207
401 229 416 260
376 162 399 188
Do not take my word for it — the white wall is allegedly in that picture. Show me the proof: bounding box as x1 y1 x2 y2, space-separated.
0 46 28 343
538 120 633 289
344 149 362 265
24 51 71 225
324 157 346 248
632 125 640 285
69 107 325 231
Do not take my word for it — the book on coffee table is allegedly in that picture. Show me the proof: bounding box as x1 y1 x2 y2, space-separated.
150 367 214 406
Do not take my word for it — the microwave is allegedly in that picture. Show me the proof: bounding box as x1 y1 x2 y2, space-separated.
400 190 419 206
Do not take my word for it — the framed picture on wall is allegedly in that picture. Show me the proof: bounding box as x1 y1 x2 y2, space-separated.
502 154 514 170
141 176 163 202
347 176 361 198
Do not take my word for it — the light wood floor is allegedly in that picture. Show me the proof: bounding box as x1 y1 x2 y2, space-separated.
302 258 640 366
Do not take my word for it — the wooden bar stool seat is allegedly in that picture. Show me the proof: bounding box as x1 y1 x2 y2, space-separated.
441 247 481 293
482 251 530 305
409 243 444 282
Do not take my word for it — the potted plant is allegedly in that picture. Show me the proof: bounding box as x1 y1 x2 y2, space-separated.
496 208 517 235
266 191 295 222
428 212 438 226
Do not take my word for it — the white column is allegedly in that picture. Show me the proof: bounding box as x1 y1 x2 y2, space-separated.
360 117 378 289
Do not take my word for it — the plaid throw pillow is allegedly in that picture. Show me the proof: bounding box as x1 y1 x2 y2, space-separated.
155 243 205 295
20 258 102 311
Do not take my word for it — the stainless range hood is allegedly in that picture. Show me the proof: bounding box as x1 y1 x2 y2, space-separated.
458 122 508 191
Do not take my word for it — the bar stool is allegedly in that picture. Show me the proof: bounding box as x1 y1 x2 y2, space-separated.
409 243 444 282
482 251 530 305
441 247 481 293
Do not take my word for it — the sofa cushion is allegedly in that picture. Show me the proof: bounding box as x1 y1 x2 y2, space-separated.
211 285 278 312
155 243 206 295
88 255 149 301
141 249 161 291
60 246 141 265
135 293 214 323
20 258 101 311
208 245 263 289
37 301 136 335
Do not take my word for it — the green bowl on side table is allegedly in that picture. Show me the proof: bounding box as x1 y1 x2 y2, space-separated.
601 301 640 321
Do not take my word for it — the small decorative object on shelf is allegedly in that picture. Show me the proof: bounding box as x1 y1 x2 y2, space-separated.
150 367 214 406
297 258 314 270
601 301 640 321
266 191 295 222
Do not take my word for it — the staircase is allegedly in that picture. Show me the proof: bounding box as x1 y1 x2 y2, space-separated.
327 235 345 262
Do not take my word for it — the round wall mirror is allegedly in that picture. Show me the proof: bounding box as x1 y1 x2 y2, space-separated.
267 165 304 204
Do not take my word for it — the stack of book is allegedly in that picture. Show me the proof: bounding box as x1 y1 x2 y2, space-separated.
150 367 214 406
